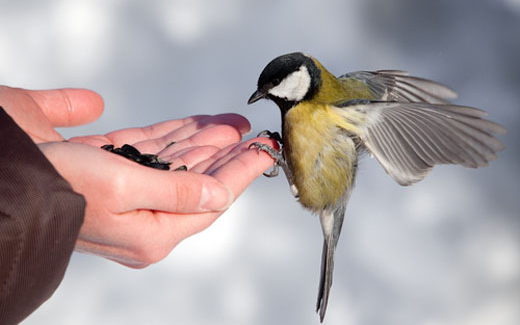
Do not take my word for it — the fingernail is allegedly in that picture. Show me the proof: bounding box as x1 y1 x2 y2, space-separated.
200 182 234 211
242 126 252 135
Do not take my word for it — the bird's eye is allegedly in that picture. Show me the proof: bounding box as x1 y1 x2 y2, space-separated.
272 78 281 86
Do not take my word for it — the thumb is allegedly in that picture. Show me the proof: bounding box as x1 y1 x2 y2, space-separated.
122 167 235 214
28 88 104 127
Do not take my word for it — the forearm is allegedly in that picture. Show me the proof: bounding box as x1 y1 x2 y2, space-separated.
0 107 86 325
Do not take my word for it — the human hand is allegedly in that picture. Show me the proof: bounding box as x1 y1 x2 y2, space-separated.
14 86 277 268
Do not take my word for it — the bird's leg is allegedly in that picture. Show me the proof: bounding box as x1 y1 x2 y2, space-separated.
248 139 299 198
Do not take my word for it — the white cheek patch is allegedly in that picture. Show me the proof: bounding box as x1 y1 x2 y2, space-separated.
268 65 311 102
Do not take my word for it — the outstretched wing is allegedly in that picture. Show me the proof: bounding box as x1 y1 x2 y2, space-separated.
333 101 507 186
338 70 458 104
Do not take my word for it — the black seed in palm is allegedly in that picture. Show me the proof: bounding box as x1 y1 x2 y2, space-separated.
101 144 173 170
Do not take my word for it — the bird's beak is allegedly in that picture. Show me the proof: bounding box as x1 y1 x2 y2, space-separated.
247 90 265 105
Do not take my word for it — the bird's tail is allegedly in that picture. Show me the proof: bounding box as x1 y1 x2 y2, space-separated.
316 207 345 322
316 237 335 322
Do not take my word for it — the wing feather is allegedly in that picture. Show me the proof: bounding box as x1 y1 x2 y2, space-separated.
383 110 447 167
338 70 458 104
396 108 470 160
388 109 477 167
333 102 506 186
384 109 441 165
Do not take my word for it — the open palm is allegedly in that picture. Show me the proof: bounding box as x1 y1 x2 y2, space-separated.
1 86 276 268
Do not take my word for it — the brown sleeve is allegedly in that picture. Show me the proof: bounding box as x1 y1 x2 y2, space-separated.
0 107 86 325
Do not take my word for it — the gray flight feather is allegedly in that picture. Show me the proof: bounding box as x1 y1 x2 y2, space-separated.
334 102 507 186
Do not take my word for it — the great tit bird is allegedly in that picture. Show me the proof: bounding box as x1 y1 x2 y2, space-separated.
247 52 506 322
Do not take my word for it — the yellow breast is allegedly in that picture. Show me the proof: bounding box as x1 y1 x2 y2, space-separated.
283 102 358 211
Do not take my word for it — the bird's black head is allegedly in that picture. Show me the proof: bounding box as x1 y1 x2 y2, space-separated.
248 52 321 113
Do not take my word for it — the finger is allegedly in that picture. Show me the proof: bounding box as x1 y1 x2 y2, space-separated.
121 166 234 214
189 143 241 174
69 116 213 146
160 145 221 170
71 123 242 155
27 88 104 127
0 86 62 142
207 138 279 197
150 137 279 241
106 113 251 147
68 134 112 146
104 115 211 146
195 113 251 135
190 137 278 175
148 124 243 155
155 114 249 148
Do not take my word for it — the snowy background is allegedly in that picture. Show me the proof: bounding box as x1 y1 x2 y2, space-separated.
1 0 518 324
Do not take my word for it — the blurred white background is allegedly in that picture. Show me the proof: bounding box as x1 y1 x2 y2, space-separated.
1 0 518 324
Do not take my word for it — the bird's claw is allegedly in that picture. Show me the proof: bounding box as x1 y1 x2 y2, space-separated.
249 142 284 178
257 129 283 144
263 164 279 177
248 142 283 161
